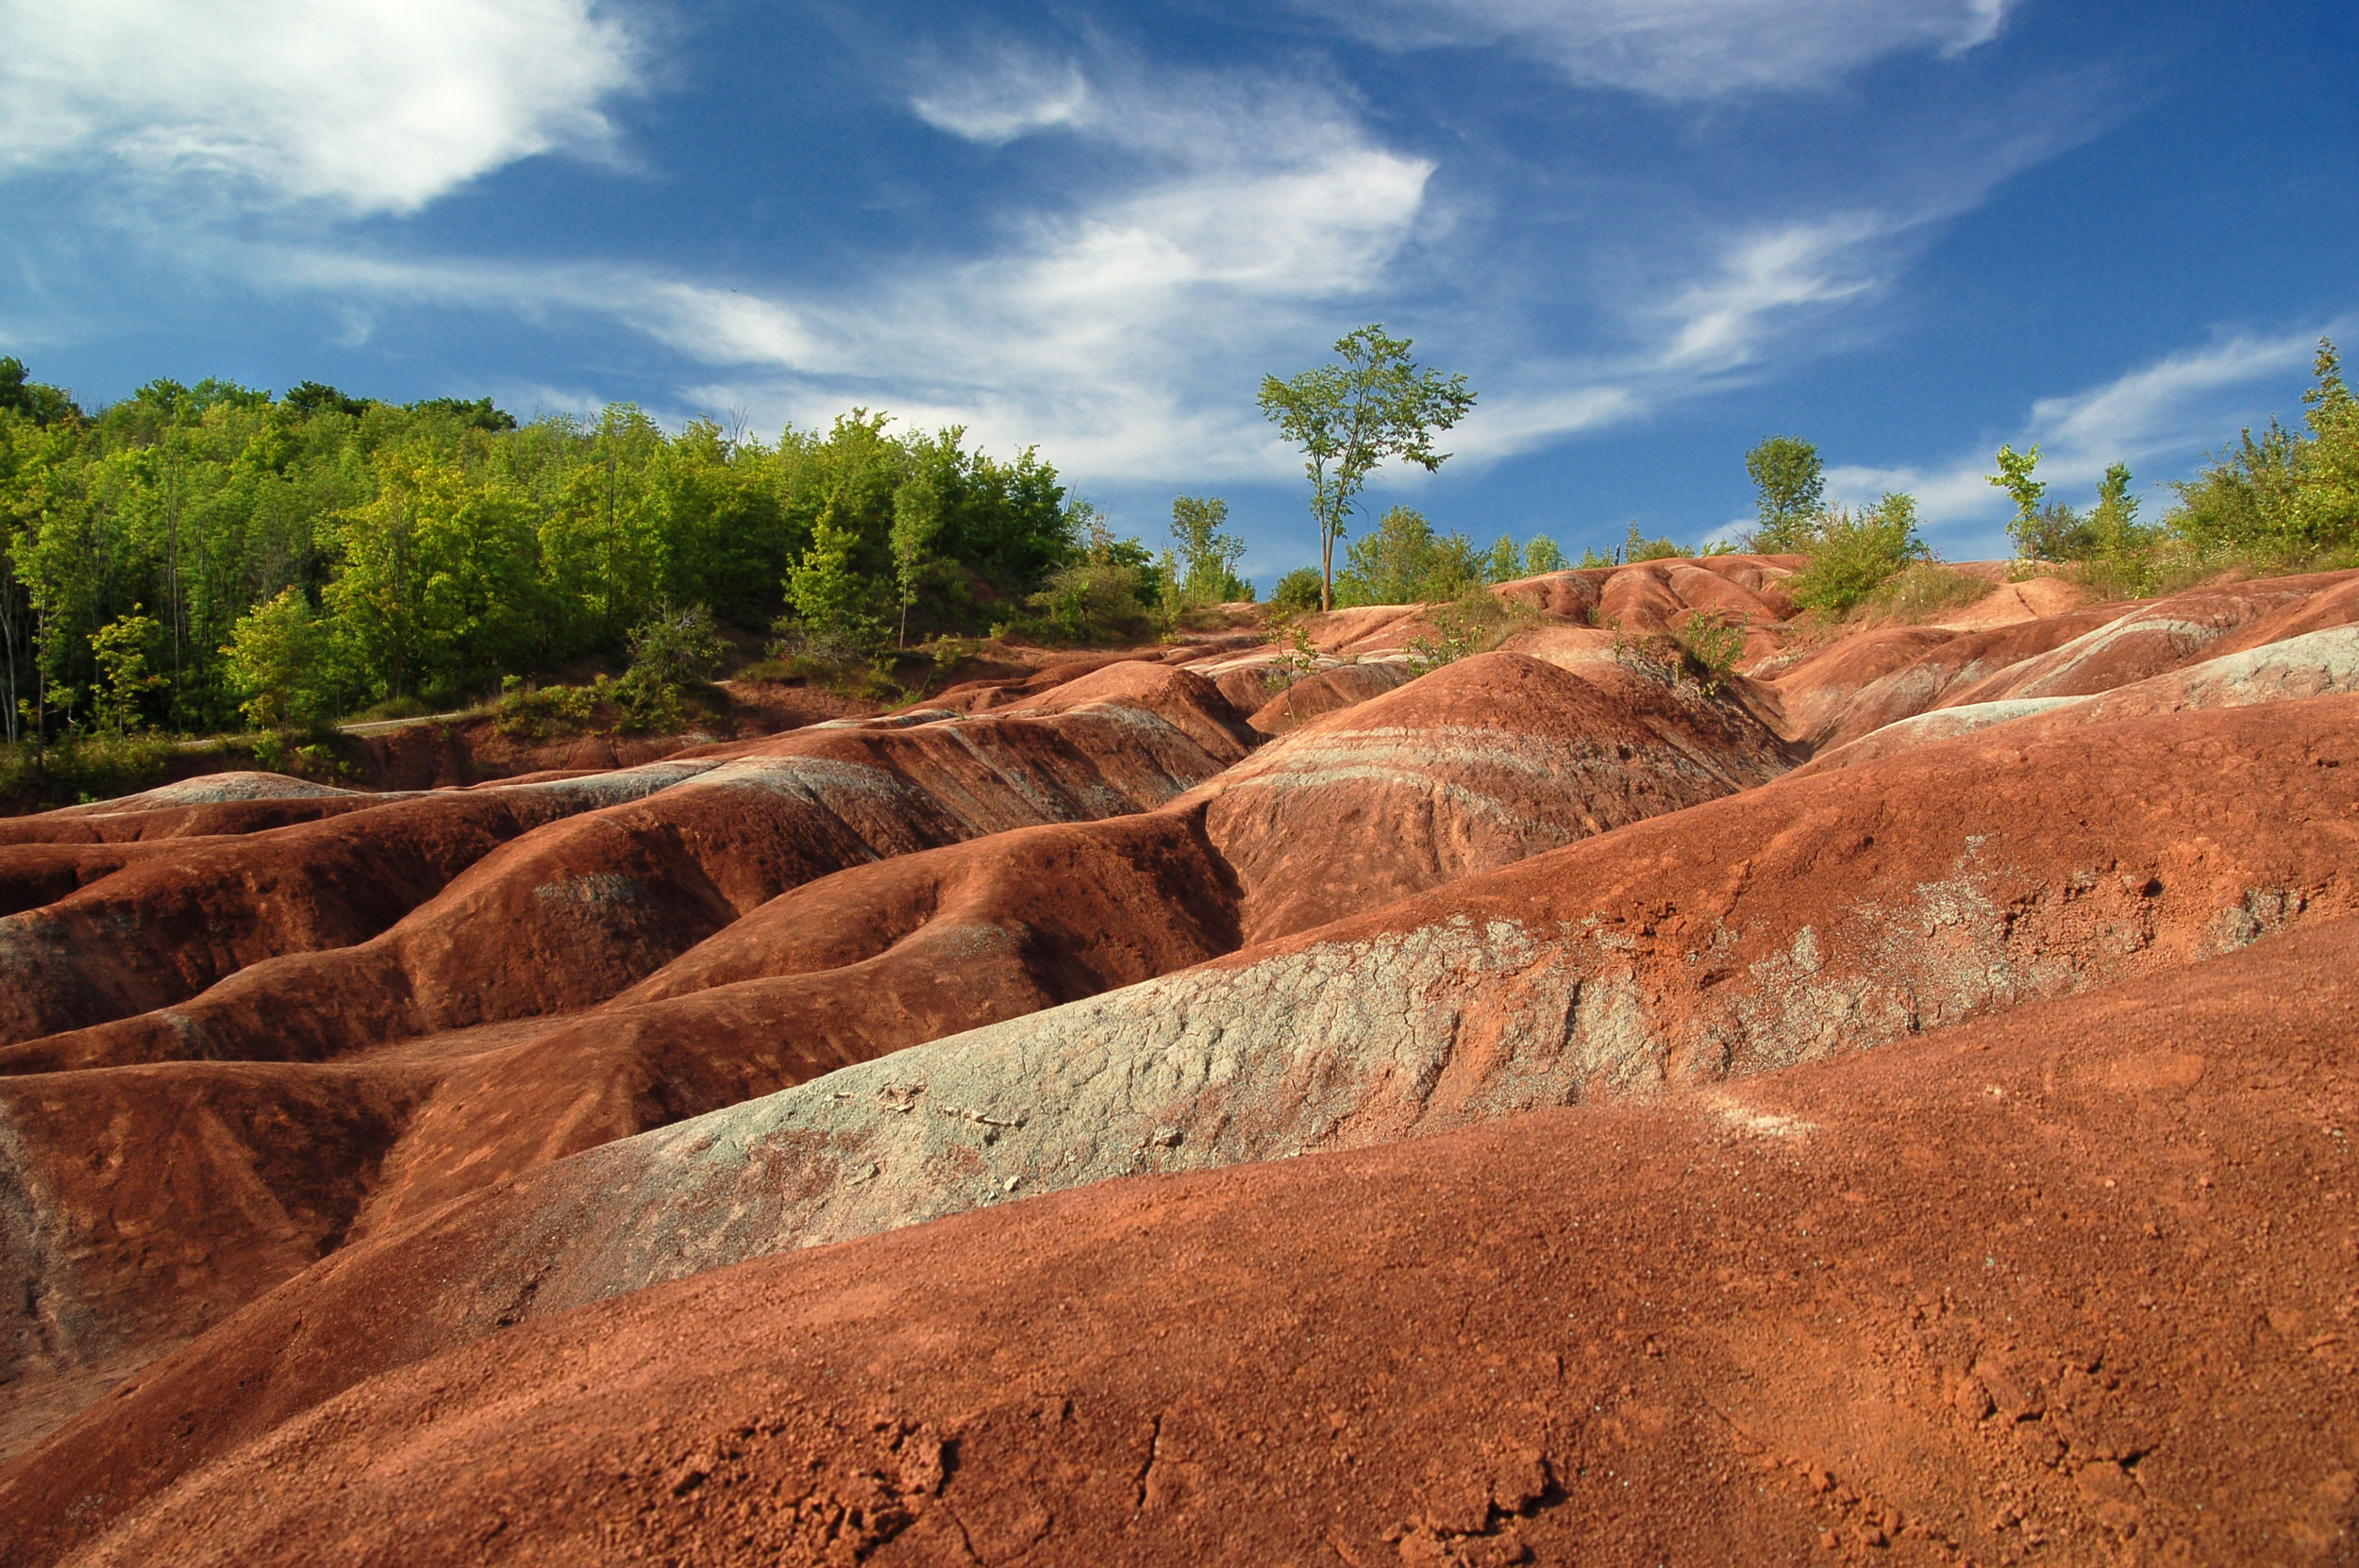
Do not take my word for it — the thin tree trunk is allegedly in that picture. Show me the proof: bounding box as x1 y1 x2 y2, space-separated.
31 601 45 758
1 572 17 745
165 445 183 727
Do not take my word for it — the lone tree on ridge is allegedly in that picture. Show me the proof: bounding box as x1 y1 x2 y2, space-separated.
1258 325 1477 613
1744 436 1825 552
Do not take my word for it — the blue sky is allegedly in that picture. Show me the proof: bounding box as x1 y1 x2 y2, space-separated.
1 0 2352 583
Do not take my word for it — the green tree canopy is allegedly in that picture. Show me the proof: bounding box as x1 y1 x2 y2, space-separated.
1786 492 1930 617
0 363 1091 743
1745 436 1825 552
222 587 330 733
1169 495 1249 605
1258 325 1477 612
1334 507 1484 607
1987 443 2048 559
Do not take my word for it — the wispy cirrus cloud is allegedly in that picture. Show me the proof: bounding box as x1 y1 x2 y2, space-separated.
910 52 1092 144
0 0 640 212
1294 0 2014 97
1447 212 1903 463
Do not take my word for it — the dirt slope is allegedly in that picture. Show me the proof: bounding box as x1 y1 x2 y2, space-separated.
0 647 1797 1409
7 915 2350 1567
93 689 2341 1406
5 562 2359 1561
8 685 2350 1539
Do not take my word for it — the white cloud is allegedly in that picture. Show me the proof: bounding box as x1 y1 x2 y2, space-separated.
1299 0 2016 97
911 53 1092 145
276 63 1435 479
1651 216 1887 372
1447 386 1642 460
1441 213 1902 463
1825 327 2333 551
0 0 639 212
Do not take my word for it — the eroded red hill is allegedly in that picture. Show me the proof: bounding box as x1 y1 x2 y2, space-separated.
1 562 2355 1566
7 917 2351 1567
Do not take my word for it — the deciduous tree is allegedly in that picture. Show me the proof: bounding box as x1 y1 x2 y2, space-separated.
1745 437 1824 551
1258 325 1477 612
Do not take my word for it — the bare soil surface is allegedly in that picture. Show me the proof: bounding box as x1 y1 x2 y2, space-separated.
8 920 2351 1566
1 559 2354 1565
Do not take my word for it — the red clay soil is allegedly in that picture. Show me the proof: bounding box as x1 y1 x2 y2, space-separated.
0 646 1795 1407
1199 650 1792 942
0 663 1252 1074
1245 660 1414 736
5 565 2359 1562
8 686 2351 1550
8 916 2350 1568
358 650 1790 1229
0 787 390 846
0 637 1817 1481
352 807 1244 1234
0 786 636 1049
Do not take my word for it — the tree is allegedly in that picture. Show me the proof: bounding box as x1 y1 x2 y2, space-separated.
1269 567 1323 611
0 358 82 429
786 509 886 658
280 381 371 420
326 446 543 704
1027 502 1153 642
1334 506 1483 607
90 606 165 736
1258 325 1478 612
2295 337 2359 549
1169 495 1248 605
1988 443 2047 559
1524 536 1564 575
1483 535 1522 583
625 601 727 687
1745 437 1824 552
1785 493 1929 617
222 587 329 732
890 468 943 649
1623 521 1684 562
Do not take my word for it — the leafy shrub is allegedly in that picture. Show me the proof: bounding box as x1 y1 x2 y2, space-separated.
350 694 431 723
1785 493 1929 618
928 635 981 675
627 602 728 688
1672 610 1748 690
1334 507 1485 607
1027 557 1151 642
495 681 601 740
1406 589 1538 672
0 733 176 810
1262 611 1322 693
1624 523 1686 563
1019 505 1158 643
2166 341 2358 564
1269 568 1325 612
609 672 693 735
1856 562 1998 624
2000 342 2359 601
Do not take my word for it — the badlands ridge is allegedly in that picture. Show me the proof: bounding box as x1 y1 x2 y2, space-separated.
1 556 2355 1565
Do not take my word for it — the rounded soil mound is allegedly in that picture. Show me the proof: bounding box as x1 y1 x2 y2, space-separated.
8 917 2350 1567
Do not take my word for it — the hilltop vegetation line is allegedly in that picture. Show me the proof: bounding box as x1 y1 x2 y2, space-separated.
2 336 2351 762
1752 340 2359 618
0 370 1264 757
